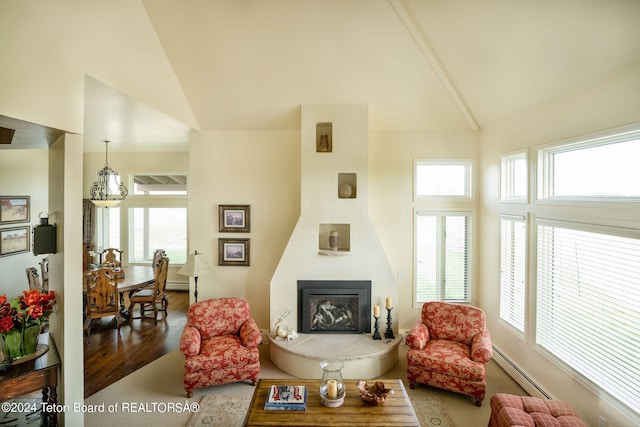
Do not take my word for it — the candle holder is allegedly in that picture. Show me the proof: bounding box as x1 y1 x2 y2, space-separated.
320 360 345 407
384 307 395 339
372 316 382 340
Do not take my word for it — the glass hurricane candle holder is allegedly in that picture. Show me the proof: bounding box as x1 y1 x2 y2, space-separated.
320 359 345 407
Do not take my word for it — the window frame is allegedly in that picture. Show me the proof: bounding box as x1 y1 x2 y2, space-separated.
499 214 527 336
413 209 473 306
414 159 473 200
500 150 528 202
537 124 640 203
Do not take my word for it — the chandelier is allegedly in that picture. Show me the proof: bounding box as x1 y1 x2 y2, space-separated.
89 140 128 207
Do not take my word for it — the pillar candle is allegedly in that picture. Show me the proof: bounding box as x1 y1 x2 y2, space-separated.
327 379 338 399
373 304 380 318
386 296 392 309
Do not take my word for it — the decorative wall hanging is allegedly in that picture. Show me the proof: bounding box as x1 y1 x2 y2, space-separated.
218 205 250 232
218 238 250 266
0 196 29 224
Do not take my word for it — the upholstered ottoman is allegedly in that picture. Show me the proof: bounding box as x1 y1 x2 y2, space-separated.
488 393 587 427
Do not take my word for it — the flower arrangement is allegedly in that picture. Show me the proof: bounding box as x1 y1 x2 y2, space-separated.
0 289 56 360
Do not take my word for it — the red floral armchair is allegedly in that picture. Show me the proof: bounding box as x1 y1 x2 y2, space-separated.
406 302 492 406
180 298 262 398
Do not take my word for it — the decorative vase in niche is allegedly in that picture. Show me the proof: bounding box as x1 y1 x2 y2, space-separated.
328 231 339 251
320 360 345 407
319 134 329 152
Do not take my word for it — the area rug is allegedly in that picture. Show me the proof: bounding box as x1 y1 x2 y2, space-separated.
186 395 249 427
186 394 455 427
411 395 457 427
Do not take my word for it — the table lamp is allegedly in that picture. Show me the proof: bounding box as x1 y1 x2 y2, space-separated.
177 250 214 302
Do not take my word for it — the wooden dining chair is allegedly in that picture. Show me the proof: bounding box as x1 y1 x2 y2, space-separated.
152 249 167 274
100 248 123 268
39 257 49 291
25 267 43 291
84 268 124 342
128 257 169 325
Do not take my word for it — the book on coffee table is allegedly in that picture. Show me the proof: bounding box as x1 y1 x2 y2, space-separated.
264 385 307 411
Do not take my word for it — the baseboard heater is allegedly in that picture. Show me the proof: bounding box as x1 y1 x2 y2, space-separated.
492 346 551 400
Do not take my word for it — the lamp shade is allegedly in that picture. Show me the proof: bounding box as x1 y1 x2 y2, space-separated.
178 251 214 278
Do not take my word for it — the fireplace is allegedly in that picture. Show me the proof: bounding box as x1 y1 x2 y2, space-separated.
297 280 371 334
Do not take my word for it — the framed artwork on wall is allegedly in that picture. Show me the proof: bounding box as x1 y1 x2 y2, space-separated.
218 205 250 232
0 226 30 257
0 196 30 224
218 238 250 266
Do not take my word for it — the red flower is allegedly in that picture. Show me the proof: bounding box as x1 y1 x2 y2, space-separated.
0 315 13 333
28 305 43 320
0 295 6 306
21 289 42 307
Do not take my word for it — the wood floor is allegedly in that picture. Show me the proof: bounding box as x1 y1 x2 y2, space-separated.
83 290 190 398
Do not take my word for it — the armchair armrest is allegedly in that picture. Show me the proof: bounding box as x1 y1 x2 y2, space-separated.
406 321 430 350
471 329 493 363
180 325 202 356
240 317 262 348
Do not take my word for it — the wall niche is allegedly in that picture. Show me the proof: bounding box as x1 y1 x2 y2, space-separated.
338 173 357 199
316 122 333 153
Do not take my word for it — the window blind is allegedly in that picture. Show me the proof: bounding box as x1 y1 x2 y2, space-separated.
500 216 526 332
129 207 187 264
415 212 470 303
536 221 640 414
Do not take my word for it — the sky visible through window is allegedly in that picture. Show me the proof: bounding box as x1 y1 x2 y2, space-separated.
553 138 640 197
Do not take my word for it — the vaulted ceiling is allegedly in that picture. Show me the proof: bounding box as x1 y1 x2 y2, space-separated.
140 0 640 133
3 0 640 152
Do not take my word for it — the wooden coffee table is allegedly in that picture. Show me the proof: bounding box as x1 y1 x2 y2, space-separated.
243 379 419 426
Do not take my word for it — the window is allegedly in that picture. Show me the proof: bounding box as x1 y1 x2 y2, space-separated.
414 160 472 199
499 216 526 333
415 211 470 303
96 207 120 250
538 127 640 199
500 151 527 201
133 174 187 195
129 207 187 264
536 220 640 414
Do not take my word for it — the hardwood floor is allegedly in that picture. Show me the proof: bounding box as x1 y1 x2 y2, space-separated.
83 290 190 398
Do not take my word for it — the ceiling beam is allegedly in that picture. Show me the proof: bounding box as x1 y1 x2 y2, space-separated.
389 0 479 131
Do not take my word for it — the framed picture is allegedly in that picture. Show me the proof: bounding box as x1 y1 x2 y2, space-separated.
219 205 250 232
218 238 250 266
0 196 30 224
0 226 30 257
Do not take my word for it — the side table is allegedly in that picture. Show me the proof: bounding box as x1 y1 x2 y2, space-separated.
0 333 61 426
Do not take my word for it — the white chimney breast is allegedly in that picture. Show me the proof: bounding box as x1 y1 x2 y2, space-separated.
269 105 397 334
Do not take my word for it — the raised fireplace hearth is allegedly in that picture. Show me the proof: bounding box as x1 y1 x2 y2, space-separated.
297 280 371 334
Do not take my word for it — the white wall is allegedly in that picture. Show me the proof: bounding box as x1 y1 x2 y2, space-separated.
478 61 640 427
187 130 301 329
0 149 50 296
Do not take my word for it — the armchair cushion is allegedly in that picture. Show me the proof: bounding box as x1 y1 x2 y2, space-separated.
180 325 201 357
406 321 430 350
240 317 262 349
471 328 493 363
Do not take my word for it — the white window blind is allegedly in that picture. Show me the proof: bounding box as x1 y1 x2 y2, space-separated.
537 221 640 414
415 212 470 303
129 207 187 264
500 216 526 332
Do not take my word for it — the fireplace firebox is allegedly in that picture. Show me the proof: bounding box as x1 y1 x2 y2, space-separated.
297 280 371 334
